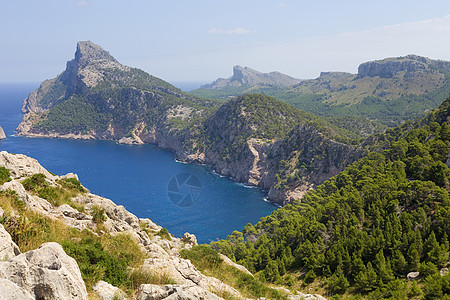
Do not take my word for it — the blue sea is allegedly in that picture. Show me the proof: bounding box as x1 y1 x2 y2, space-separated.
0 83 277 243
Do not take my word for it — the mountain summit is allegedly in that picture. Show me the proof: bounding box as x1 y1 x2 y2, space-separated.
201 65 301 89
73 40 118 66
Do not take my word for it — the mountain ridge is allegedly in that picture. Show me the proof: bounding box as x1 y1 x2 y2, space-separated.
192 54 450 126
201 65 301 89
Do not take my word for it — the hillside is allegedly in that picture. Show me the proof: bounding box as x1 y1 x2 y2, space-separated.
211 97 450 299
191 55 450 126
182 94 364 204
17 41 218 145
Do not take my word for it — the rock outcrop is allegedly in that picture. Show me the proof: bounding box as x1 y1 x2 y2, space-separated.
0 242 88 299
137 284 222 300
202 65 301 89
357 54 450 78
93 280 126 300
0 126 5 140
0 224 20 261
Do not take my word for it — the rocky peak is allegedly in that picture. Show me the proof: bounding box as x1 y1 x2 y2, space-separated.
74 41 117 68
357 54 450 78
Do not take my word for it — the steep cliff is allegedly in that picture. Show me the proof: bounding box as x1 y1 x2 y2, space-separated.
183 94 363 204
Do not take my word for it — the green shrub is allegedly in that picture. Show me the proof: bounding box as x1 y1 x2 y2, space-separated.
58 178 86 193
156 228 171 240
0 167 11 185
22 173 47 192
63 238 129 289
92 206 107 224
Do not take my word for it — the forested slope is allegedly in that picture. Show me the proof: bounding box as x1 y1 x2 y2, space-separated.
211 98 450 299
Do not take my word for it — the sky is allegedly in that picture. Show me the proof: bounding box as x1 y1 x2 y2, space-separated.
1 0 450 85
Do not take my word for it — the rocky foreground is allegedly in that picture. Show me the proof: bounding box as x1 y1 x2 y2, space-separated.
0 151 240 299
0 151 326 300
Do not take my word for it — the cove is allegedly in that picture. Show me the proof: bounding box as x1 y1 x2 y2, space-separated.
0 83 277 243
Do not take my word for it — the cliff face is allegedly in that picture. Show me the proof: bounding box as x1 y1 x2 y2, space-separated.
357 54 450 78
181 94 363 204
201 65 301 89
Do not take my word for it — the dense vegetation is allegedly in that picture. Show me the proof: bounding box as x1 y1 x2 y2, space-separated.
211 98 450 299
0 167 11 185
35 86 218 136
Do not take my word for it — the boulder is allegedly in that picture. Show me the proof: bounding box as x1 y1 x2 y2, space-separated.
407 271 420 281
0 278 34 299
137 284 222 300
0 242 88 299
94 280 126 300
441 267 449 276
219 254 253 276
0 224 20 260
182 232 198 246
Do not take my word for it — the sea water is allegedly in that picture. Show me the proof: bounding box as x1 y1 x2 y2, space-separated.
0 83 276 243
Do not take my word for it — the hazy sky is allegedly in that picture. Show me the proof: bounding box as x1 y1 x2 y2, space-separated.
1 0 450 84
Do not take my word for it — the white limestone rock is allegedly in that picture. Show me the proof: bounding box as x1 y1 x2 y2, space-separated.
0 278 34 300
0 242 88 299
137 284 223 300
0 151 57 180
0 224 20 261
94 280 126 300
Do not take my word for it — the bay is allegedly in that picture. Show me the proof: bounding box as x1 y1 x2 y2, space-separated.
0 83 277 244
